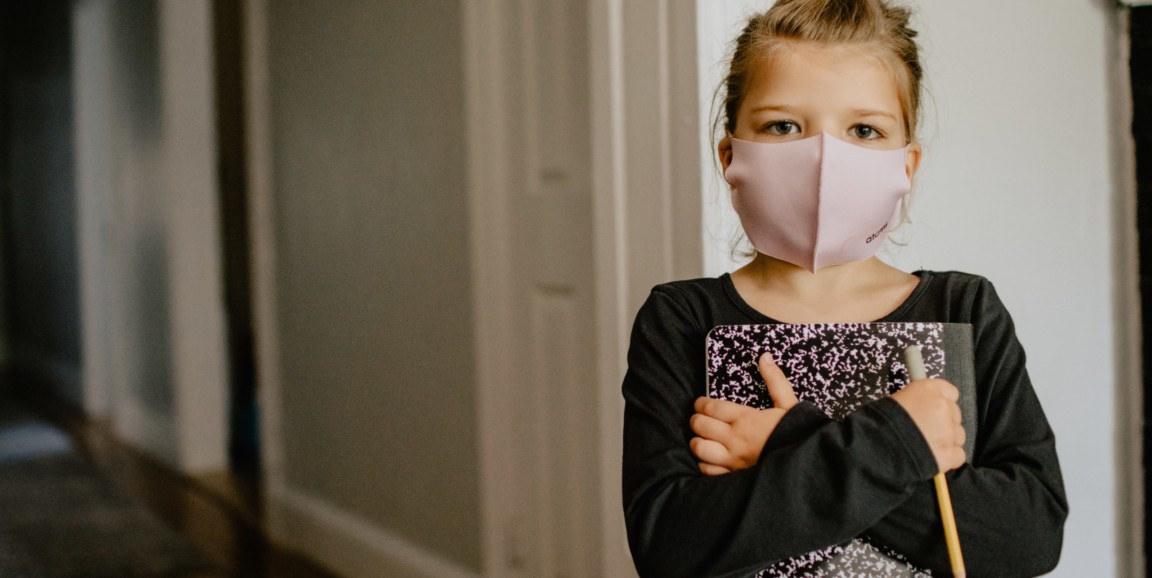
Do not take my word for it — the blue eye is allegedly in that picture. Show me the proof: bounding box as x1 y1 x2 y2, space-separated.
851 124 882 140
762 121 799 136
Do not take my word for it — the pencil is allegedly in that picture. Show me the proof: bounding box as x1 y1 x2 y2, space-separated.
903 345 966 578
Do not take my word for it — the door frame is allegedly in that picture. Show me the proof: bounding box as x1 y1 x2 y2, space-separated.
1119 7 1147 577
589 1 705 573
73 0 229 474
461 1 520 574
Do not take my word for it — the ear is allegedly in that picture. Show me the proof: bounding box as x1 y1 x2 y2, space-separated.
904 141 922 183
718 135 734 174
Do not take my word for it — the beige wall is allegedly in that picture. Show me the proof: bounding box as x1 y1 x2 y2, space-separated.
265 0 481 571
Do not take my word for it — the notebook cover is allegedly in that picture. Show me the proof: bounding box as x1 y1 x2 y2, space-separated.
704 322 975 578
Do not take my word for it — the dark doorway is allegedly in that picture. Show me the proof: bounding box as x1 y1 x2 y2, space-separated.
0 0 82 404
1133 5 1152 571
213 0 259 477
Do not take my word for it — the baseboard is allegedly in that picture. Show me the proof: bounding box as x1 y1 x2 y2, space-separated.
113 400 178 469
271 485 481 578
7 347 83 407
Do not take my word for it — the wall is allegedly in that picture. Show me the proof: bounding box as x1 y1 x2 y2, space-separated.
887 4 1120 575
1 0 82 404
260 0 481 574
699 1 1124 576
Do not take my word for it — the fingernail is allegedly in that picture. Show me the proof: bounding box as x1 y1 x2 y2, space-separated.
761 351 774 365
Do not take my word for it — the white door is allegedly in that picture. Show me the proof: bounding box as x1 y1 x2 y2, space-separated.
513 0 602 574
468 0 602 576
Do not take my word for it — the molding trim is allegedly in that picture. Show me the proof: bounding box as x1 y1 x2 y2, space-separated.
114 398 178 466
242 0 289 534
72 0 116 420
1111 8 1145 578
589 0 701 575
271 486 480 578
589 1 632 573
158 0 229 474
462 0 521 575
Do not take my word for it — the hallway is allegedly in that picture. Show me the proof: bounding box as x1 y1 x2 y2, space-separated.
0 0 1139 575
0 380 337 578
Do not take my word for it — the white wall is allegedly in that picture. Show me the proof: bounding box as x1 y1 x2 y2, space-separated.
699 1 1126 576
899 5 1123 575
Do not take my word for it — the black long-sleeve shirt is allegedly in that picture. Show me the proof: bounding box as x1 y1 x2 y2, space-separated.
621 270 1067 577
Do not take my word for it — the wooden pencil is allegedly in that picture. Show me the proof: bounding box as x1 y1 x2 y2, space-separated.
903 345 966 578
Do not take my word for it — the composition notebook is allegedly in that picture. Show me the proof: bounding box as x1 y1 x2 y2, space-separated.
705 322 977 578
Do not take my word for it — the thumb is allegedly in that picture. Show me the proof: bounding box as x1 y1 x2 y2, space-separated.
759 352 798 410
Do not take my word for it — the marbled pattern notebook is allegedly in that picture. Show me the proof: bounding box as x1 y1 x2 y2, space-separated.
705 322 976 578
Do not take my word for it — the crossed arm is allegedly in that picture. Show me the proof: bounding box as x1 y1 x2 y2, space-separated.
690 351 966 477
621 288 1067 578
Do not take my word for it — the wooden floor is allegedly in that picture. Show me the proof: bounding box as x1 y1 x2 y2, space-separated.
29 396 341 578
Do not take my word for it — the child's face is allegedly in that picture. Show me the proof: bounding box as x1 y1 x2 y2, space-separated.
720 41 921 179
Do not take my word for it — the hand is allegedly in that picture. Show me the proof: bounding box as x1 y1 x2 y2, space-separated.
690 352 799 476
890 378 966 473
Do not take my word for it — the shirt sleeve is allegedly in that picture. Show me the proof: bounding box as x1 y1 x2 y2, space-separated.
622 286 941 578
861 278 1069 577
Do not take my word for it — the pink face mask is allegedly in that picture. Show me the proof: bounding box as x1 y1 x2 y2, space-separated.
724 133 912 272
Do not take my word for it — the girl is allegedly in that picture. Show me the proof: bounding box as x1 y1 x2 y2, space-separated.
620 1 1068 576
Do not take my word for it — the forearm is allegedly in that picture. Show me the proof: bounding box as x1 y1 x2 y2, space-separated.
864 438 1067 577
625 397 939 578
861 278 1069 576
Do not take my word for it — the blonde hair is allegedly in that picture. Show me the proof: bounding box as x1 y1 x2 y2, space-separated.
717 0 923 141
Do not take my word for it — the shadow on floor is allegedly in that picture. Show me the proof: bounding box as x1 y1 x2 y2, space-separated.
0 397 218 577
0 388 340 578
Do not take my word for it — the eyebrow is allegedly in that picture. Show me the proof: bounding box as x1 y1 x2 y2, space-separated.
747 105 900 124
851 109 899 121
747 105 797 115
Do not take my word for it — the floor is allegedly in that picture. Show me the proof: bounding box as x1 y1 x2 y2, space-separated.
9 390 340 578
